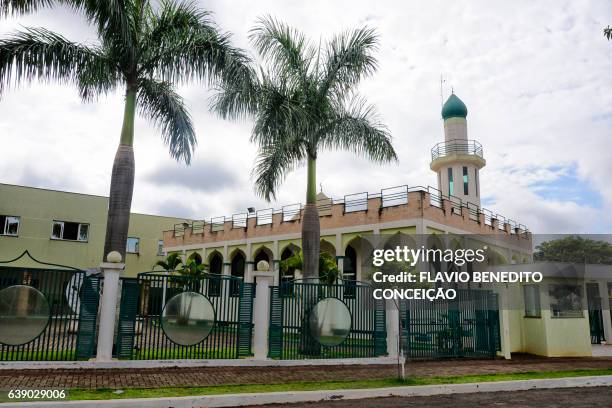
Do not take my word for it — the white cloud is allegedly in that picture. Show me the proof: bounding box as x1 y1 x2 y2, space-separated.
1 0 611 233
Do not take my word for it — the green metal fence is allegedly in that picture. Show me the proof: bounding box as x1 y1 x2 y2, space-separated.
0 251 100 361
401 289 500 360
268 280 386 359
115 271 253 359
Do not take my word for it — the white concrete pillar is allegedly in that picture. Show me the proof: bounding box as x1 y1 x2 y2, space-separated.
246 262 255 283
336 257 344 279
499 286 512 359
598 280 612 344
252 271 274 359
223 262 231 276
386 300 400 358
96 251 124 362
272 260 280 286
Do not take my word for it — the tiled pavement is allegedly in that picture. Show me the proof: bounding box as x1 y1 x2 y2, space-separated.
1 356 611 390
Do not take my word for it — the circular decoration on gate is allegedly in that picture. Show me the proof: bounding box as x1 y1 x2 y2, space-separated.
308 297 352 347
0 285 51 346
160 291 215 346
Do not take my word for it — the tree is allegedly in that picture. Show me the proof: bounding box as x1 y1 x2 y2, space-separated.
154 252 183 271
213 16 397 279
605 25 611 40
534 236 612 264
279 250 340 285
0 0 251 260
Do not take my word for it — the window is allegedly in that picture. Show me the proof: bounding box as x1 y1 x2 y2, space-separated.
126 237 140 254
157 239 164 256
523 285 541 317
549 284 583 318
463 166 469 195
475 168 479 197
447 167 454 196
0 215 20 236
51 221 89 241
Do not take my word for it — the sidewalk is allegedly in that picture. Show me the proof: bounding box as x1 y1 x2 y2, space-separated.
1 355 611 390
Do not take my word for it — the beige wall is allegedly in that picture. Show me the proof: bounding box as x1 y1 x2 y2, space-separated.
0 184 187 277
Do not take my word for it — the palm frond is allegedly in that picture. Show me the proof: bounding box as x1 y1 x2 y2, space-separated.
605 25 612 40
137 77 196 164
0 27 108 95
319 26 378 98
0 0 53 16
252 138 305 201
320 94 397 163
250 75 307 146
141 1 252 88
249 15 314 84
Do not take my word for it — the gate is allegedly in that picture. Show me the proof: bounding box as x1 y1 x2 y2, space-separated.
0 251 100 361
401 289 500 360
115 271 254 359
268 280 386 359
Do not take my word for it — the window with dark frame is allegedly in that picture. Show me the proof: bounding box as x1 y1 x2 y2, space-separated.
463 166 469 195
448 167 454 196
51 220 89 242
0 215 20 236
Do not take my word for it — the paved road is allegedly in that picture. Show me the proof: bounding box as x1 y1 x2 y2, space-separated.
252 387 612 407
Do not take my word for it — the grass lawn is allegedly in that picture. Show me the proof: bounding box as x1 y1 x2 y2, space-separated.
63 368 612 401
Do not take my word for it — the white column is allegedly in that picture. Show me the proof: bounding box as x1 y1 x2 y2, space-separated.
386 300 399 358
598 280 612 344
272 260 280 286
96 251 124 362
336 233 344 279
246 262 255 283
252 271 274 359
499 286 512 359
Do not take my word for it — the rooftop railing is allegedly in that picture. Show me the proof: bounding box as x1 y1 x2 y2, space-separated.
431 139 483 161
171 184 529 239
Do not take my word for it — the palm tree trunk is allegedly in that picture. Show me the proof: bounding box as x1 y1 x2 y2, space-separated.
301 156 320 280
103 87 136 261
300 156 321 355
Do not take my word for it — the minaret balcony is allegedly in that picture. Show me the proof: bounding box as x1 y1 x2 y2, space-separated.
430 139 486 171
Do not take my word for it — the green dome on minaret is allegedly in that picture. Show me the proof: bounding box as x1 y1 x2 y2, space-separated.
441 93 468 120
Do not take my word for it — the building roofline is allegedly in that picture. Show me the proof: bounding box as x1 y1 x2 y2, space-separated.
0 182 192 221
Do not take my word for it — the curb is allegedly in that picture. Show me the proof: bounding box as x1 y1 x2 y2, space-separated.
0 357 397 371
2 375 611 407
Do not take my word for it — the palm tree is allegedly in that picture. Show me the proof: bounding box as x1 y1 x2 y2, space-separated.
606 26 612 40
0 0 251 260
154 252 183 272
214 17 397 279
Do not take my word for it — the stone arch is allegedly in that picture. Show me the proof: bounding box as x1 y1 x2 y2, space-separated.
487 247 509 267
253 246 273 271
320 239 336 257
207 250 223 275
343 236 374 282
187 252 203 265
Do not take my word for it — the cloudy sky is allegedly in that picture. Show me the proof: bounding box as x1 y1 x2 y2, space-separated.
1 0 611 234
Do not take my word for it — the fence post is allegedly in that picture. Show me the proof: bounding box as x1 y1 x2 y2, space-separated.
252 271 274 359
386 300 399 358
96 251 124 362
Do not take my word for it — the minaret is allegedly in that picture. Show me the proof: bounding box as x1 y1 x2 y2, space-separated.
430 93 485 207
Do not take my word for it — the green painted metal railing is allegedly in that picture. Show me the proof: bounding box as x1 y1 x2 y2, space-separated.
268 280 386 359
116 271 253 359
401 289 500 360
0 251 99 361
